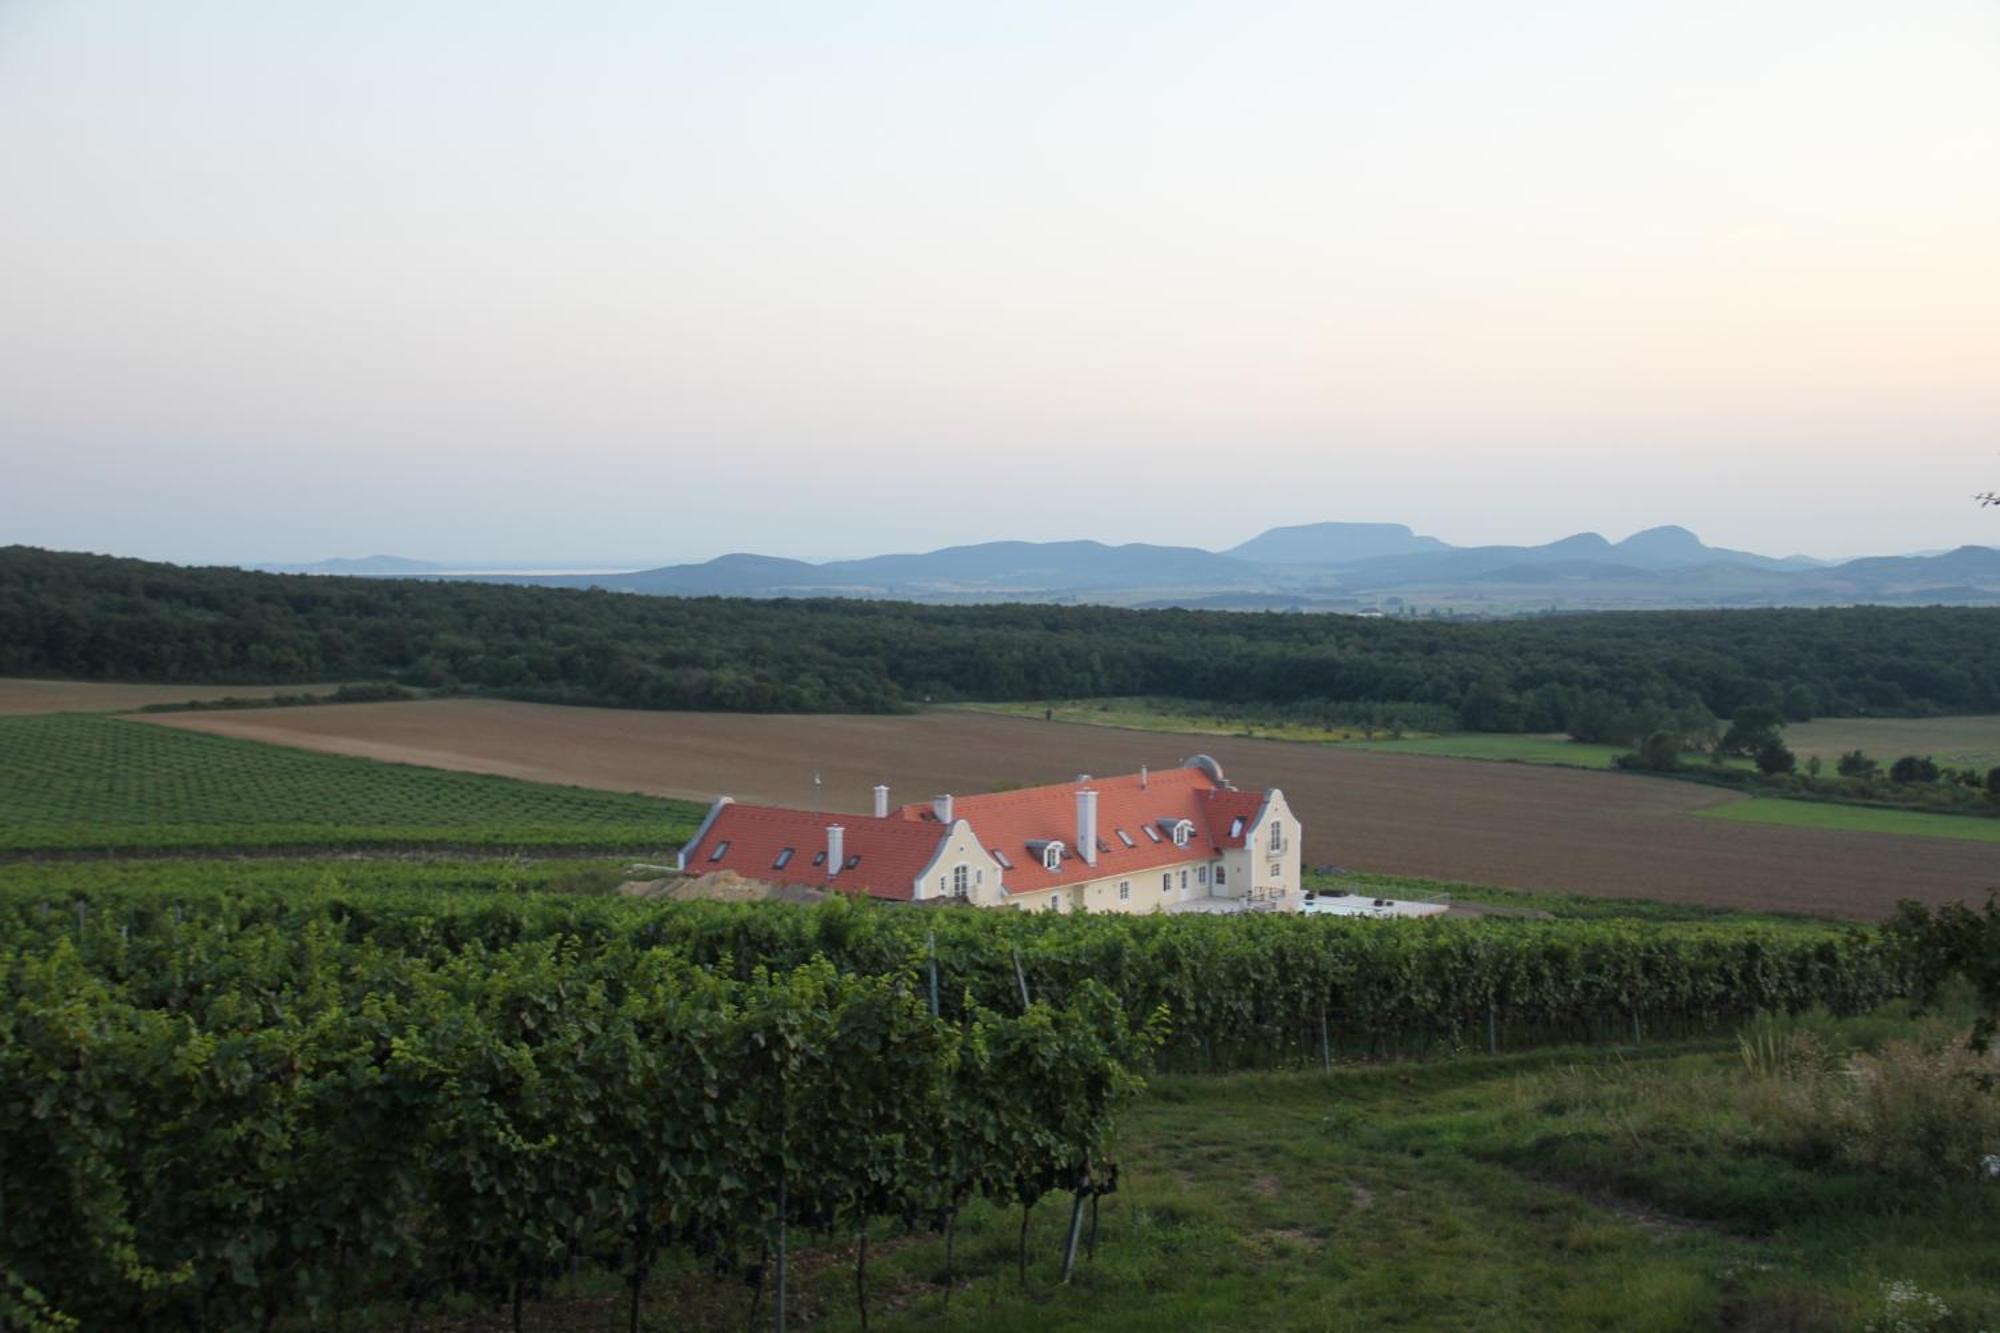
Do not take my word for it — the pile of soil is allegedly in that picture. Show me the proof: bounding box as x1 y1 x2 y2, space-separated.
617 868 828 905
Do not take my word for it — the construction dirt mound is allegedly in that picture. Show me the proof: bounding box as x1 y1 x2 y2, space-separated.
617 868 828 906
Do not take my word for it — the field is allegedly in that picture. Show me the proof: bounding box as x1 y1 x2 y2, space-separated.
947 698 1398 744
1785 714 2000 769
139 699 2000 917
0 676 329 715
1698 797 2000 844
0 714 703 853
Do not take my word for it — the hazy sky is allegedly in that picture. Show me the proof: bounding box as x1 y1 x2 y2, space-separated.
4 1 1997 565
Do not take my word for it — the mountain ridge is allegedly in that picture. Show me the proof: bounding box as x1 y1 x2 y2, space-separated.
247 526 2000 611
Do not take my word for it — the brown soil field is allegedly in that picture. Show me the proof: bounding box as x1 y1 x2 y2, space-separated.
0 678 323 715
139 699 1999 919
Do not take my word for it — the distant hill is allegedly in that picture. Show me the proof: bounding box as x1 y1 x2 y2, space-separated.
255 554 446 575
1223 521 1447 565
253 526 2000 611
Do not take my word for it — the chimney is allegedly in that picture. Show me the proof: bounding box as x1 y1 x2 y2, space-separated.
826 825 845 876
1076 773 1091 783
1140 765 1148 789
933 793 953 824
1076 788 1098 866
873 784 889 818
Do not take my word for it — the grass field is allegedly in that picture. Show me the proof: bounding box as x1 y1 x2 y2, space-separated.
1785 714 2000 769
1696 796 2000 844
0 714 703 853
1340 733 1631 766
947 698 1398 744
0 676 333 715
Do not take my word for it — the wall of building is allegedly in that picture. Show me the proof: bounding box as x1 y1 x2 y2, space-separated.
999 854 1231 914
911 820 1007 905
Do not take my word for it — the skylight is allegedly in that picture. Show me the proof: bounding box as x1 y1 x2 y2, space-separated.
844 854 861 870
812 850 827 867
707 840 730 862
1115 828 1136 848
773 847 795 869
1229 817 1245 837
992 848 1014 869
1142 825 1162 843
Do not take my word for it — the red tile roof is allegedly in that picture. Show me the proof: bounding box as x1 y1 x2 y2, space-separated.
680 802 948 901
895 763 1261 893
683 759 1279 901
1200 789 1268 848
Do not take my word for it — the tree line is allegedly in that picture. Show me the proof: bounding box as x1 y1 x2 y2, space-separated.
5 545 2000 735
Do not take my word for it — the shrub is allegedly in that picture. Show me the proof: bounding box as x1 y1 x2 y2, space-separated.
1755 738 1797 775
1889 755 1940 784
1838 749 1879 778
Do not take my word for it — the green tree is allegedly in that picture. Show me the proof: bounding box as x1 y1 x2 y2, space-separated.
1754 737 1797 775
1889 755 1940 784
1837 749 1878 778
1718 705 1785 757
1986 765 2000 796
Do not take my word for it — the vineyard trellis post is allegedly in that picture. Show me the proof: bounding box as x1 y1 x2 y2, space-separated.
1487 1002 1498 1057
1319 1009 1331 1073
927 930 940 1018
1012 949 1031 1011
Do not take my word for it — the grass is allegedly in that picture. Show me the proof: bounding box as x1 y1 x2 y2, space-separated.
943 698 1418 744
0 714 704 853
1340 733 1633 767
1695 796 2000 844
370 1007 1998 1332
1785 715 2000 770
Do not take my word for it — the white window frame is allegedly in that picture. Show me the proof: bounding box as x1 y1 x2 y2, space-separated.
1215 864 1227 886
952 864 970 897
1042 842 1063 871
1269 819 1283 852
1118 880 1130 901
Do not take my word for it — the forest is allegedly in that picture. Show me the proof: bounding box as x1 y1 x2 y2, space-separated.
4 545 1999 740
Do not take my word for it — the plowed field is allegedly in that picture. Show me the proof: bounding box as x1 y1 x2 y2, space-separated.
141 699 1999 918
0 678 315 715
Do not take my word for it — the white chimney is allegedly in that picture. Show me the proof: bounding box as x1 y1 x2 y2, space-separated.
1140 765 1148 789
933 793 953 824
826 825 845 876
873 784 889 818
1076 788 1098 866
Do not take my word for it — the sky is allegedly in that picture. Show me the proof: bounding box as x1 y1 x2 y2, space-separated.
3 0 1997 567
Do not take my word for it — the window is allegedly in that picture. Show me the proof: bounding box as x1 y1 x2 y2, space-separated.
1269 861 1281 878
1179 870 1189 892
1198 865 1209 885
952 864 970 897
1142 825 1162 843
1215 864 1227 886
1174 821 1191 848
991 848 1014 869
1040 842 1064 871
811 850 827 867
1050 894 1061 912
1115 828 1136 848
773 847 794 869
844 854 861 870
1118 880 1130 901
1270 820 1283 852
1161 873 1172 894
707 840 730 863
1229 816 1245 838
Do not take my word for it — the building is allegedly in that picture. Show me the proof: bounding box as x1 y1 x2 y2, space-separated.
674 755 1301 913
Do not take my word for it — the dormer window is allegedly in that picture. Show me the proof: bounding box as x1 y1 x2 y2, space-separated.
1156 818 1193 848
1027 839 1065 871
1229 816 1245 838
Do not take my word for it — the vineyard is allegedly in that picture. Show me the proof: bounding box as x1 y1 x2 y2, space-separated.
0 715 702 852
0 866 1961 1330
